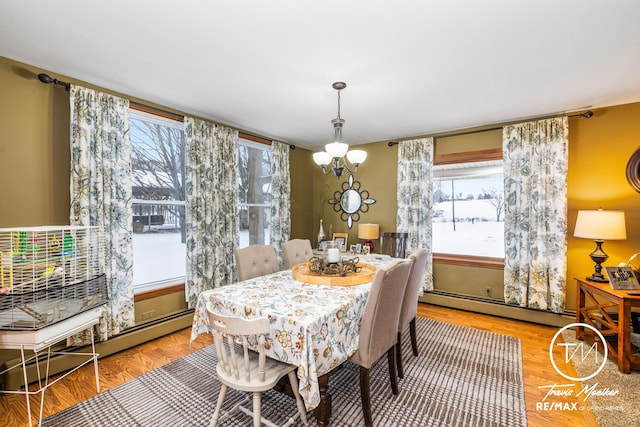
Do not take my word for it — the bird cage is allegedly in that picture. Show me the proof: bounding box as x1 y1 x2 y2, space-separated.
0 226 107 330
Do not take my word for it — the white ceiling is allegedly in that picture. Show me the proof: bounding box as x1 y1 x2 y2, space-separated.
2 1 640 152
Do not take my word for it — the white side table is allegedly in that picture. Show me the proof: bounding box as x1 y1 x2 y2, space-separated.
0 307 102 427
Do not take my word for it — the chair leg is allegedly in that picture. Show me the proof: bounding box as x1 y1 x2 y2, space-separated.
288 371 308 426
209 384 227 427
387 347 398 395
396 331 404 379
409 317 418 356
252 391 261 427
359 366 373 427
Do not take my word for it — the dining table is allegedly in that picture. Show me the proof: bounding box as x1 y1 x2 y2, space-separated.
190 254 393 426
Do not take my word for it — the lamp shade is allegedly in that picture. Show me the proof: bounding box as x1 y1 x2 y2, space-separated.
313 151 332 167
358 223 379 240
346 149 367 165
574 210 627 240
325 141 349 158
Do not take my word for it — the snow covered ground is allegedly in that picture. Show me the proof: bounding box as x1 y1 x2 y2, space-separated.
132 228 265 287
433 199 504 257
133 198 504 287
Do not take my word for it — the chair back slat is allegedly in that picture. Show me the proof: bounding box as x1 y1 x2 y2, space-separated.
206 305 271 384
205 303 308 426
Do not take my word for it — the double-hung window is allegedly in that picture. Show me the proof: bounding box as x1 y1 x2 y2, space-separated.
432 157 504 259
238 139 272 248
129 109 186 292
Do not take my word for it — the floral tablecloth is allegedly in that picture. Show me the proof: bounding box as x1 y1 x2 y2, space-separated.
190 256 391 410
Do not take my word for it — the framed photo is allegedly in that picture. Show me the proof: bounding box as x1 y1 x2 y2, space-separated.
349 244 358 254
362 245 370 255
355 243 362 254
605 266 640 290
333 233 348 252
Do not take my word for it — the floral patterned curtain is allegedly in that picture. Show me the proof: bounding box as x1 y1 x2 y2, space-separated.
270 140 291 267
397 137 434 291
503 117 568 313
69 85 134 342
184 117 239 308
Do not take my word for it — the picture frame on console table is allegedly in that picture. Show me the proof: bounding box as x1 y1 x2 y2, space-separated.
333 233 348 252
605 266 640 290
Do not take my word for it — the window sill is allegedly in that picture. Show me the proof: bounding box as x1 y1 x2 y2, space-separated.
134 283 185 302
433 253 504 270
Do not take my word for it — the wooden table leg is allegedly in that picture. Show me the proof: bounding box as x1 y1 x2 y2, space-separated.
314 372 332 426
618 299 632 373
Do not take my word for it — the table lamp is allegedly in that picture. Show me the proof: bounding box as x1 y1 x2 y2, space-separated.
573 209 626 282
358 223 379 253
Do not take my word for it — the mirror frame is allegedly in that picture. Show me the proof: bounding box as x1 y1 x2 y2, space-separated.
328 174 376 228
626 146 640 193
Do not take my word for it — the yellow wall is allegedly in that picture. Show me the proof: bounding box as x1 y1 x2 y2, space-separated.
0 57 71 226
566 104 640 307
2 55 640 319
311 104 640 315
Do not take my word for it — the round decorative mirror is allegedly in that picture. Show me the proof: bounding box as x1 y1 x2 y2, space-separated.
626 146 640 193
341 189 362 214
328 175 376 228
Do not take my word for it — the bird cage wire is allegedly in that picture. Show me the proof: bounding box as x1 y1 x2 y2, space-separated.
0 225 107 330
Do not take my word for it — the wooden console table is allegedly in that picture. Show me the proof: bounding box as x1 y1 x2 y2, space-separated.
575 278 640 373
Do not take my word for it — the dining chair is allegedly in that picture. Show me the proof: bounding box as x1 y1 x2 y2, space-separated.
395 248 428 379
281 239 314 269
235 244 280 281
379 231 409 258
206 303 308 427
348 258 413 427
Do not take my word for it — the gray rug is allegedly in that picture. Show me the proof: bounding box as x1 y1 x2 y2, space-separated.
43 318 527 426
562 330 640 427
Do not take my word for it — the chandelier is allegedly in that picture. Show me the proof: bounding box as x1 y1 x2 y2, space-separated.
312 82 367 178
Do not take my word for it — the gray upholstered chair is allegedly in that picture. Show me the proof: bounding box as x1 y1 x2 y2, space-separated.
235 244 280 282
281 239 314 269
395 248 428 379
348 258 413 427
206 304 308 427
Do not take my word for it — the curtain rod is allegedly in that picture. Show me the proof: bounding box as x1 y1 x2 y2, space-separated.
387 110 594 147
37 73 295 149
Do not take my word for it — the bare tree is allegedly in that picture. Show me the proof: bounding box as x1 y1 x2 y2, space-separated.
483 186 504 222
130 119 186 240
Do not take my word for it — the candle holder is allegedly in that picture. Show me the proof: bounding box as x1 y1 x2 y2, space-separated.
324 241 342 264
308 256 362 277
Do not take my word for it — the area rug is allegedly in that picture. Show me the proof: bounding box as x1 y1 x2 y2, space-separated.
562 330 640 427
43 318 527 426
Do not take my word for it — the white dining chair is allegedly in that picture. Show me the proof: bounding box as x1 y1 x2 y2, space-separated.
348 258 413 427
281 239 314 269
206 303 308 427
235 244 280 281
395 248 428 379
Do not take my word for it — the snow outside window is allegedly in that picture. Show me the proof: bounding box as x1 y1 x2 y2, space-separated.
432 160 504 258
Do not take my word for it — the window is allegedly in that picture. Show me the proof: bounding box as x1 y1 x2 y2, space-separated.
432 159 504 258
129 109 186 292
238 139 272 248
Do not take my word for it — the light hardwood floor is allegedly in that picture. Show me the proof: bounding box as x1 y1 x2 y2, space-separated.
1 304 597 427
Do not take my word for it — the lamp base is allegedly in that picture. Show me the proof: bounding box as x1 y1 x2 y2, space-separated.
362 240 374 254
587 240 609 283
